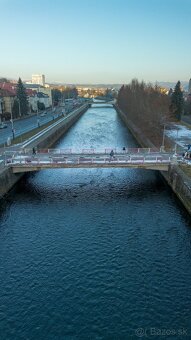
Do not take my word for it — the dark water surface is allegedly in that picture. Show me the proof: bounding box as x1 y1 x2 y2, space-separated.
0 107 191 339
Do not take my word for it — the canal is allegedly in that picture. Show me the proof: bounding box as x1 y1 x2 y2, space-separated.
0 105 191 339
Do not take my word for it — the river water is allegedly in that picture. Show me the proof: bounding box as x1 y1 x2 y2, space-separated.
0 106 191 339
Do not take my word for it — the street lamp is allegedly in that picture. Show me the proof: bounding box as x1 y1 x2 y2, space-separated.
37 100 40 127
10 97 15 139
161 124 166 152
161 122 179 155
17 98 21 117
174 128 179 156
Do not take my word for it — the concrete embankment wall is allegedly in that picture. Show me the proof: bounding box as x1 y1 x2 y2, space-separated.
115 104 191 215
0 104 89 199
0 167 23 199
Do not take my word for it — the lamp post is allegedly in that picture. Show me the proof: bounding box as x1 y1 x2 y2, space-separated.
161 122 179 155
161 124 166 152
10 97 15 139
174 128 179 156
37 99 40 127
17 98 21 117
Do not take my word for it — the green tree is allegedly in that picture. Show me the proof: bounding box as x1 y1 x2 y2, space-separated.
71 87 78 98
52 89 62 105
0 78 8 83
184 99 191 115
12 99 19 118
170 81 184 120
16 77 28 116
60 87 78 100
104 88 113 99
37 101 45 111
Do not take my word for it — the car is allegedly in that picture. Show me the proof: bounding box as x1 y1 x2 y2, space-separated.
40 113 46 117
0 123 8 129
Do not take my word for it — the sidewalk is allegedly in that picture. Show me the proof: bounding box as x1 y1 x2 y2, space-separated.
181 115 191 128
165 120 191 151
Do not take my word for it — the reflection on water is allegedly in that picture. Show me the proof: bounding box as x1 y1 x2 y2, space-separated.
0 107 191 339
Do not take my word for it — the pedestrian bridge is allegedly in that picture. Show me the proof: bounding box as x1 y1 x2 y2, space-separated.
90 100 115 108
4 147 181 173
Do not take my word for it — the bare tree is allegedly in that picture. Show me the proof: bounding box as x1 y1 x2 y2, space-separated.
117 80 171 147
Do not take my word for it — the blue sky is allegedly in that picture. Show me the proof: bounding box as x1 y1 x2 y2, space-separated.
1 0 191 84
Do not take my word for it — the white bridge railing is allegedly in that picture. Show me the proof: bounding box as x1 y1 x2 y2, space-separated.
5 156 173 166
3 147 182 168
4 147 174 157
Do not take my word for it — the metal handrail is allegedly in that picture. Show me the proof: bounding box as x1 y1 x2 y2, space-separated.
5 154 178 167
4 147 175 157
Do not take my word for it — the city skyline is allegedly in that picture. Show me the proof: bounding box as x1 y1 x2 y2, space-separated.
1 0 191 83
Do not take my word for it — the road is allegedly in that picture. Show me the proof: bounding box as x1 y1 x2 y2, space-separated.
0 104 85 165
0 106 64 145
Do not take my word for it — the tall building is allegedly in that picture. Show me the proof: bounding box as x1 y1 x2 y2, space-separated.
32 74 45 86
189 78 191 93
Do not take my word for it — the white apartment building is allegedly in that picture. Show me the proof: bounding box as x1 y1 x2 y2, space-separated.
25 84 52 107
32 74 45 86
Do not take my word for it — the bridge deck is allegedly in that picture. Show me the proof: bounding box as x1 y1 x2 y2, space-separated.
4 148 181 173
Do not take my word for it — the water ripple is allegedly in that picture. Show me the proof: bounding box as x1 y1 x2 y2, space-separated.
0 107 191 339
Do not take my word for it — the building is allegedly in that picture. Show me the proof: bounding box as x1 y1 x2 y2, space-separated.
38 87 52 107
25 84 52 107
32 74 45 86
76 86 107 98
188 79 191 93
0 97 3 123
26 90 38 112
0 89 15 116
37 92 50 109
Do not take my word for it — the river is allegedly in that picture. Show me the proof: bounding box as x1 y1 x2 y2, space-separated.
0 105 191 339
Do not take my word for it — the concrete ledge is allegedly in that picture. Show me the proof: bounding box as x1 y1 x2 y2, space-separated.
10 163 169 173
0 166 23 198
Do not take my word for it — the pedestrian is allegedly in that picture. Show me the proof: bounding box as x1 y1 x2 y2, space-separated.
110 149 114 160
32 147 36 155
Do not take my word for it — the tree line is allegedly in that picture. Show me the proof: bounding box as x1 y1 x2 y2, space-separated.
117 79 172 147
52 87 78 106
117 79 189 147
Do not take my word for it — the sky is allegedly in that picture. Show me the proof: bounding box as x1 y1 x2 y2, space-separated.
0 0 191 84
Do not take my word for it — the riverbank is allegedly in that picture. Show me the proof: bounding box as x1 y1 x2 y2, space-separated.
115 104 191 215
0 104 89 199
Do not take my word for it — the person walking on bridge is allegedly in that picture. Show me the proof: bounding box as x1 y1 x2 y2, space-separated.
110 149 114 160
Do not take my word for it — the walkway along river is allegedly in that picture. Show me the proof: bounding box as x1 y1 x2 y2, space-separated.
0 105 191 339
